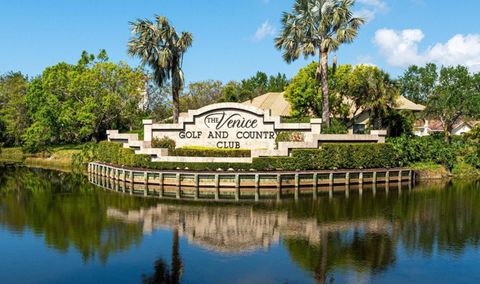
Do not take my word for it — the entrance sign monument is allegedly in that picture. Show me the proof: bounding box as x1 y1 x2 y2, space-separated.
145 103 313 150
108 103 387 163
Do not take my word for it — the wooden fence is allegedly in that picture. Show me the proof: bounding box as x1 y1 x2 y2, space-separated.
88 162 415 202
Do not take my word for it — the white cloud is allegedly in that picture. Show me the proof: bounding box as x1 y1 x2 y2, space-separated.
355 0 387 21
253 20 276 42
374 29 424 66
374 28 480 71
354 8 376 22
356 55 376 66
357 0 387 11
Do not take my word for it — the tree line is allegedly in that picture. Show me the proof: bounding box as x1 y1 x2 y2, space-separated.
1 52 479 152
1 0 479 152
0 51 289 151
285 62 480 139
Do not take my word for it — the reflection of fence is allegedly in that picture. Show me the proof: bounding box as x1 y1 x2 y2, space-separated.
88 162 414 202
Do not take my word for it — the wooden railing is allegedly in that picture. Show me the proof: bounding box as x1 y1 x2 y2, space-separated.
88 162 415 202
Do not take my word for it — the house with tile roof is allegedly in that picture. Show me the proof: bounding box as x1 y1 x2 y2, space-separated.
414 118 480 136
242 92 426 134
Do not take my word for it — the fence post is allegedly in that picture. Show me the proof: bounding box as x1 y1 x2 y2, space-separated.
294 174 300 201
159 173 164 197
130 171 134 194
358 172 363 195
235 174 240 201
194 174 199 200
144 172 149 196
176 173 181 199
276 174 282 201
214 175 220 200
345 172 350 198
254 174 260 202
329 172 334 198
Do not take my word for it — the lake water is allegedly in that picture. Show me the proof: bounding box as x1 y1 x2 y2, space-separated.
1 166 480 284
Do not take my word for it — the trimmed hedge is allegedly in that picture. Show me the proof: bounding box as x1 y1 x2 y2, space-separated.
172 147 251 158
253 144 399 170
151 137 176 151
83 141 400 171
95 141 151 166
388 135 464 169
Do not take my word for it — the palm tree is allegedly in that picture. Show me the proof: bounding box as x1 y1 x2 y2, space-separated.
275 0 364 127
128 16 193 123
351 65 399 129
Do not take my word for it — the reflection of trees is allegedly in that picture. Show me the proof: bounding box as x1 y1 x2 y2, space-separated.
394 181 480 256
142 228 183 284
0 167 157 263
278 181 480 280
2 167 480 281
285 230 395 282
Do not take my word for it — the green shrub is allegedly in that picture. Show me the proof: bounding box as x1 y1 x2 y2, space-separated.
0 147 25 163
321 119 348 134
275 131 304 143
254 144 399 170
388 135 461 169
464 145 480 169
172 147 251 157
87 142 400 171
152 137 176 151
281 116 311 123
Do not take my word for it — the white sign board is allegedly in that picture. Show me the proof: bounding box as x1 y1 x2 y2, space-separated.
147 103 314 150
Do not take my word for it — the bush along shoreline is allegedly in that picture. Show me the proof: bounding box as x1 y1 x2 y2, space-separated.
2 135 479 178
69 135 480 176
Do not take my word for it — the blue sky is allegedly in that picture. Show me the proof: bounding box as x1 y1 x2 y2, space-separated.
1 0 479 83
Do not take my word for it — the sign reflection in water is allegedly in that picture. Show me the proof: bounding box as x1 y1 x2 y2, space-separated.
0 167 480 283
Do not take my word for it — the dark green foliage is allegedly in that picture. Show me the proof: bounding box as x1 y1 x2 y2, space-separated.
464 148 480 169
275 131 305 143
179 80 223 112
321 119 348 134
280 117 311 123
96 142 151 166
255 144 399 170
284 62 321 117
388 136 465 169
172 148 251 158
0 72 29 147
152 137 176 151
222 72 289 103
15 51 145 153
86 142 400 171
383 110 415 137
398 63 438 104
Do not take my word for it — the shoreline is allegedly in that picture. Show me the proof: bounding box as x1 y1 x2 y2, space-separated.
1 146 479 180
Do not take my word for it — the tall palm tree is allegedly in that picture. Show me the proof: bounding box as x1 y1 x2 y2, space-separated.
275 0 364 127
128 15 193 123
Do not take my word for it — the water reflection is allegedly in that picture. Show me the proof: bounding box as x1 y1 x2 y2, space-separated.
142 229 183 284
0 167 157 263
0 167 480 283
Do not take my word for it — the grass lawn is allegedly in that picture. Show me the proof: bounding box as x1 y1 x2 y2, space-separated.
0 144 84 169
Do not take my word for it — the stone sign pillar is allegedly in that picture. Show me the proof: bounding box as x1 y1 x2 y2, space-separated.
143 119 153 142
310 118 322 134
